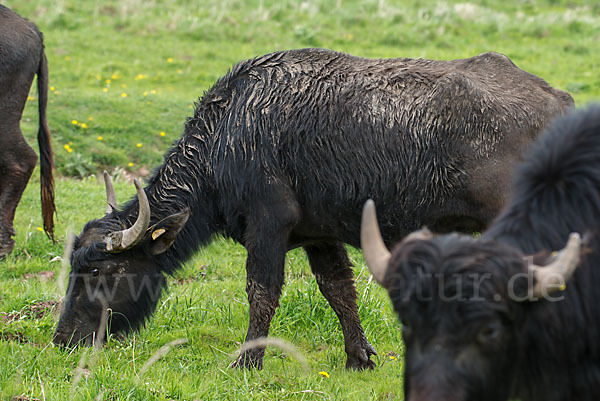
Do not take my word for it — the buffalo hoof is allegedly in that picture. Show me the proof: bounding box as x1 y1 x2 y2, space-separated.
346 340 378 370
0 230 15 258
230 349 264 369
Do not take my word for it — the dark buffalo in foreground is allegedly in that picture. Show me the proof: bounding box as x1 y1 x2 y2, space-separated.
363 105 600 399
54 48 572 370
0 5 55 255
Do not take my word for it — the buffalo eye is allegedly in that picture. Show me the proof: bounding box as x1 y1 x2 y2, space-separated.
477 320 503 345
91 268 100 277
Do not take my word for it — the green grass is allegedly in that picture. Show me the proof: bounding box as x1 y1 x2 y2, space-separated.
9 0 600 176
1 173 404 400
0 0 599 399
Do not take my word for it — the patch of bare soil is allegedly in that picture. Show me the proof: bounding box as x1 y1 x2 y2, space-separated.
0 328 45 348
0 300 59 347
0 331 26 343
22 270 55 282
0 300 59 323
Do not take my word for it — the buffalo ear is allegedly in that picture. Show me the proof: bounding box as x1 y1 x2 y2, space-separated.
147 210 190 255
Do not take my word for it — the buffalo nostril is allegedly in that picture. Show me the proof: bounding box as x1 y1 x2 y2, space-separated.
52 333 69 348
53 329 82 348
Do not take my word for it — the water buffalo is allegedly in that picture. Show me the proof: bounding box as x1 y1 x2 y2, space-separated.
362 105 600 399
54 48 572 370
0 5 55 255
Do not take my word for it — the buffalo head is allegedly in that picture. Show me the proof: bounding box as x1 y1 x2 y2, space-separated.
361 200 583 401
53 173 189 347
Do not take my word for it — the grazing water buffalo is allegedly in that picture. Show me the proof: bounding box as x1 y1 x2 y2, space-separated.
0 5 55 255
362 105 600 399
54 48 572 370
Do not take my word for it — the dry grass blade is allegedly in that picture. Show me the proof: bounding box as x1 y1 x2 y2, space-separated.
69 294 108 398
70 349 90 398
136 338 188 382
93 297 109 351
37 370 46 401
233 337 309 371
58 230 76 296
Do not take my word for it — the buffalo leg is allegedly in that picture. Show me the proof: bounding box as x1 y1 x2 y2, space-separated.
305 241 377 370
231 199 299 369
231 246 286 369
0 122 37 257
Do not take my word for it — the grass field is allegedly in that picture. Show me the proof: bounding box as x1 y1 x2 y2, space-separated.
1 0 599 399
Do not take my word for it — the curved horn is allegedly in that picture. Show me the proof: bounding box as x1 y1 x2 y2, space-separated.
104 171 118 214
104 179 151 252
530 232 582 298
361 200 391 284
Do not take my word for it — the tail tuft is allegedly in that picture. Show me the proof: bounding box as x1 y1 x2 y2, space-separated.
37 45 56 241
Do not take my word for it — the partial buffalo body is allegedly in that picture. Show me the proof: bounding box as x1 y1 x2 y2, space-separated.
54 48 572 370
0 5 55 255
363 105 600 400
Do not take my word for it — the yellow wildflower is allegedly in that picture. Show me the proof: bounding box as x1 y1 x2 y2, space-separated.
65 56 71 61
27 96 35 101
36 227 44 232
111 73 118 79
121 93 127 98
102 88 108 93
71 120 78 125
80 123 88 129
160 131 166 137
97 136 103 141
128 162 134 167
50 86 55 91
167 57 173 63
95 75 101 80
105 79 111 84
88 116 93 121
136 143 142 148
318 371 330 378
151 89 156 94
135 74 145 80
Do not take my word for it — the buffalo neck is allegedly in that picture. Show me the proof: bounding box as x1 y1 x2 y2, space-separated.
118 139 222 275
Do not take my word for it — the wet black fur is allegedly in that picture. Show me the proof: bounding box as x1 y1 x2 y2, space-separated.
383 105 600 400
485 104 600 400
56 48 573 368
